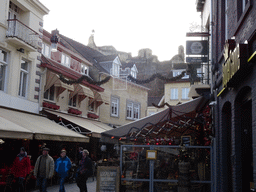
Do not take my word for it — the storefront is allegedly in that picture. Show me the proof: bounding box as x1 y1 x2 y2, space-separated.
101 96 213 191
0 106 89 189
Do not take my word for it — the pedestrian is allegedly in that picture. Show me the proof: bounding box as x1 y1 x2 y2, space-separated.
76 149 93 192
33 147 54 192
11 147 31 192
55 149 71 192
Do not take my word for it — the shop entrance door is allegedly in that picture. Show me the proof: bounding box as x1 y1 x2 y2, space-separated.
120 145 212 192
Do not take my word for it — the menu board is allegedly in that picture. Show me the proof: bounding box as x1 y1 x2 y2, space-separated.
96 166 120 192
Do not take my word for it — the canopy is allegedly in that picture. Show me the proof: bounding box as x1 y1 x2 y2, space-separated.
0 107 89 142
102 96 208 140
0 116 33 139
44 110 113 138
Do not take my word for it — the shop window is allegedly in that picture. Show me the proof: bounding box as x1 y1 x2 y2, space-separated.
18 59 29 97
0 49 8 91
44 85 55 101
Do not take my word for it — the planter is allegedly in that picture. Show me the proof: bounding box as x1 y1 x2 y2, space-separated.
68 108 82 115
43 102 60 110
87 112 99 119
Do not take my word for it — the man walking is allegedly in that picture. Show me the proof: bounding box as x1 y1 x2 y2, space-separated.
33 147 54 192
55 149 71 192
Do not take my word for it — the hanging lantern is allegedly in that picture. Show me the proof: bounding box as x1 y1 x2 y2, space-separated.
101 145 106 152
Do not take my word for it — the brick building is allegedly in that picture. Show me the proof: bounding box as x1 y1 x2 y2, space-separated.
197 0 256 191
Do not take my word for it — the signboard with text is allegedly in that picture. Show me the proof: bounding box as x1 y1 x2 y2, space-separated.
96 166 120 192
186 40 208 55
186 57 208 63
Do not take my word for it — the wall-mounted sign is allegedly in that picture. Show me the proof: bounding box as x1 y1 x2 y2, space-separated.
222 40 248 88
186 41 208 55
186 57 208 63
146 150 157 160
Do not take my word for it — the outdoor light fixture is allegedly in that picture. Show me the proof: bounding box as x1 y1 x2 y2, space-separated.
50 32 58 52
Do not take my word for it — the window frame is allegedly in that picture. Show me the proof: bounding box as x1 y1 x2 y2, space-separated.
111 96 119 117
42 43 50 58
69 94 78 108
0 49 8 91
44 85 55 101
61 53 70 68
18 58 29 98
170 88 178 100
182 88 190 100
126 101 140 120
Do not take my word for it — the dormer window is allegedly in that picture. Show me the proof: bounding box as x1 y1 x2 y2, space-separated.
112 62 120 77
81 64 88 75
42 43 50 58
61 53 70 67
173 70 189 79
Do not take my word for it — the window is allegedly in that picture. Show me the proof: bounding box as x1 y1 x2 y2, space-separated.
44 85 55 101
61 53 70 67
170 88 178 100
0 49 8 91
182 88 190 100
69 94 77 107
111 97 119 117
42 43 50 58
112 62 120 77
8 1 20 20
173 70 189 79
126 101 140 120
18 59 29 97
81 64 88 75
133 104 140 120
88 99 95 112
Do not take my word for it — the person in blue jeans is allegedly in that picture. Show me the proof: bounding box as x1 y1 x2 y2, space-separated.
34 147 54 192
55 149 71 192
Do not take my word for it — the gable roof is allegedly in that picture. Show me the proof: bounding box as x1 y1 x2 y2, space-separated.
59 34 104 64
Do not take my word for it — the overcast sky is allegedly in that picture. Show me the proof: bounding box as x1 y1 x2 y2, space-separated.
40 0 201 61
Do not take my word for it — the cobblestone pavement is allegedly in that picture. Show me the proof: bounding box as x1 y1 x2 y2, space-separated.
28 177 96 192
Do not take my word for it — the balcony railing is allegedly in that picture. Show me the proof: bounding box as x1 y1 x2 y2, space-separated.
6 19 39 49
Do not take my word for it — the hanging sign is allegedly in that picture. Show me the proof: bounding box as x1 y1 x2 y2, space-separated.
186 57 208 63
186 40 208 55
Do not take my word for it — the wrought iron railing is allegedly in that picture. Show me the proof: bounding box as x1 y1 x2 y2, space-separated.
6 19 39 49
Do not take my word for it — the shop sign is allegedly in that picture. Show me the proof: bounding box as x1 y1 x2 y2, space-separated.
186 40 208 55
186 56 208 63
222 40 248 88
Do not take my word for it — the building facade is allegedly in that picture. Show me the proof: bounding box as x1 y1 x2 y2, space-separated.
197 0 256 191
0 0 48 113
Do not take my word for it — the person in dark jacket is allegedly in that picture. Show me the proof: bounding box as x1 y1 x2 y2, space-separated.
55 149 71 192
76 149 93 192
11 147 31 192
